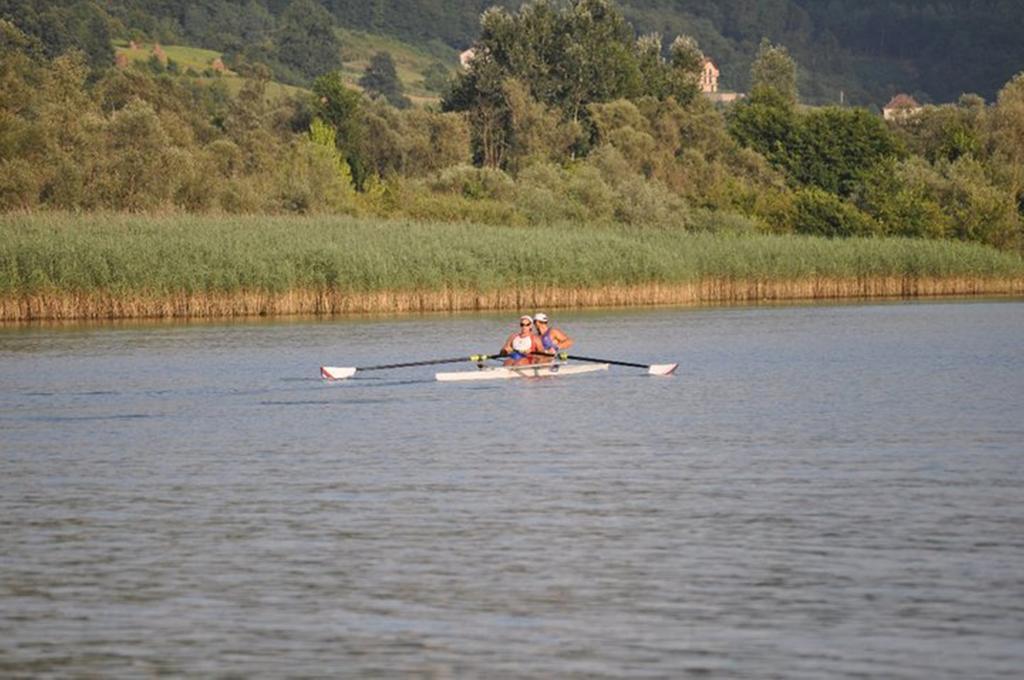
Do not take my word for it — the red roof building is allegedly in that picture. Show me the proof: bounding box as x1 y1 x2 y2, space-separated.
883 94 922 120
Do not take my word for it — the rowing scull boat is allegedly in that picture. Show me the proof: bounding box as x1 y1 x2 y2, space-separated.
435 362 609 382
320 353 675 381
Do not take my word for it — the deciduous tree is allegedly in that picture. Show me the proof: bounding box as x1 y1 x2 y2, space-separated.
312 70 366 186
751 38 798 107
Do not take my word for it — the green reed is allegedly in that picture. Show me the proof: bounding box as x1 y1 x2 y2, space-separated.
2 213 1023 297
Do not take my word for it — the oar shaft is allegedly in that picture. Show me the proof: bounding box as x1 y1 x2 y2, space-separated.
356 354 500 371
357 357 466 371
562 354 651 369
538 352 676 374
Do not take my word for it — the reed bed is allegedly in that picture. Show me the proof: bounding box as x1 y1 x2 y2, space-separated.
2 213 1022 320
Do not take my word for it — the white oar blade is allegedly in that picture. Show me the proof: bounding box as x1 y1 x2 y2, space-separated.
320 366 357 380
648 363 678 376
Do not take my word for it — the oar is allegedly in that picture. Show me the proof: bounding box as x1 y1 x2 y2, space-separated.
538 352 678 376
320 354 502 380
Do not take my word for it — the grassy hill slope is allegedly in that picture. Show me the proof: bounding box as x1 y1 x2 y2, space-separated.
114 29 456 105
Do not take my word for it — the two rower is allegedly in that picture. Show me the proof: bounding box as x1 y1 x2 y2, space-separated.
500 312 573 365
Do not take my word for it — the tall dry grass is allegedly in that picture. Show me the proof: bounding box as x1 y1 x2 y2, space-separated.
2 213 1022 320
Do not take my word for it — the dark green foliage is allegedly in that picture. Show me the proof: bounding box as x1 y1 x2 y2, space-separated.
618 0 1024 106
791 1 1024 106
727 90 802 168
312 71 367 186
359 51 410 109
854 158 951 239
791 187 878 238
276 0 342 82
730 78 901 198
6 0 1018 108
794 108 901 196
179 1 275 53
7 0 1018 107
322 0 503 48
0 0 113 72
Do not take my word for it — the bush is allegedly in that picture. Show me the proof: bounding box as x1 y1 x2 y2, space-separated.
515 163 586 224
276 139 355 214
388 183 523 225
751 187 798 233
611 175 690 228
95 100 183 211
173 150 218 212
428 164 516 201
942 158 1022 249
0 158 42 210
792 187 879 237
564 165 616 223
687 209 761 234
854 158 951 238
43 154 88 210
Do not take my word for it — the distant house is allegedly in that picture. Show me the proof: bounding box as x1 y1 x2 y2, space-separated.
700 58 719 93
699 57 744 104
459 48 476 69
883 94 922 120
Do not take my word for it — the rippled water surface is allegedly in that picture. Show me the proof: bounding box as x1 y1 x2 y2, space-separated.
2 301 1023 678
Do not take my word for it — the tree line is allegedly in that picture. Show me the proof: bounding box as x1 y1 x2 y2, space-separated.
1 1 1022 252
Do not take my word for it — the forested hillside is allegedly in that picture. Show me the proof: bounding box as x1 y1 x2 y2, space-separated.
621 0 1024 105
3 0 1021 104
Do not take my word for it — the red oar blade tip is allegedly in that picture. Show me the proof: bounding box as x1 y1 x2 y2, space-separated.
648 363 678 376
320 366 357 380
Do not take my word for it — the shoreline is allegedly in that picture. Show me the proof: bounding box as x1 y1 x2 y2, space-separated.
4 276 1023 321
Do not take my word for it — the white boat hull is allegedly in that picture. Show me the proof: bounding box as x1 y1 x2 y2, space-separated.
436 362 609 382
321 366 357 380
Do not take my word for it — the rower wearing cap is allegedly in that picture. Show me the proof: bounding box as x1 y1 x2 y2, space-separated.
533 312 573 360
501 315 544 365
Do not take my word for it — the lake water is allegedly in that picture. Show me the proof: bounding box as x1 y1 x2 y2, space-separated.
2 300 1023 678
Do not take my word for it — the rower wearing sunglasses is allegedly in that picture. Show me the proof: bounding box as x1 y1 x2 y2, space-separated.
501 315 544 365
